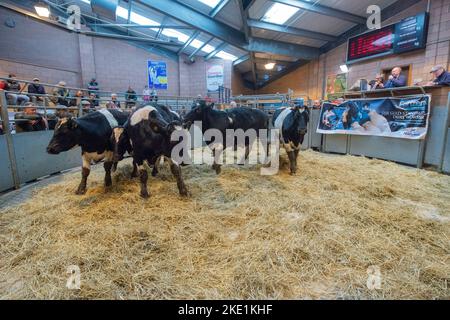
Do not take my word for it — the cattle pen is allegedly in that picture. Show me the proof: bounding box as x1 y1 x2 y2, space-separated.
1 0 450 304
1 146 449 299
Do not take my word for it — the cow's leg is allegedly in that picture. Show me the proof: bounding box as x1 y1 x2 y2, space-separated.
131 160 138 178
151 156 162 177
76 154 91 195
211 145 223 175
287 151 297 175
168 158 189 197
137 160 149 198
104 152 114 188
294 148 300 173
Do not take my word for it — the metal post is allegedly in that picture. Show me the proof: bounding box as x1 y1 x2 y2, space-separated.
0 90 20 189
438 93 450 172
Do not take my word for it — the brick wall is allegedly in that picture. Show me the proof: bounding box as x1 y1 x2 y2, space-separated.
253 0 450 100
0 7 233 97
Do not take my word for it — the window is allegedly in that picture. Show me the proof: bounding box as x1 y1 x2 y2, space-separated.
262 3 299 25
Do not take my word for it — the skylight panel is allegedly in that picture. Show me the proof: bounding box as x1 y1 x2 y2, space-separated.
162 29 190 43
190 39 204 49
216 51 237 61
201 44 215 53
262 3 299 25
197 0 222 8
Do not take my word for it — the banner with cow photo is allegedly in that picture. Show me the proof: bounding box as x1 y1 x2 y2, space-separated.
317 95 430 139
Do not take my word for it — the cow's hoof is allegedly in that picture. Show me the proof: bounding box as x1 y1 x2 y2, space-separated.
180 189 190 197
151 170 158 177
290 172 296 176
140 191 150 199
104 180 112 188
75 188 86 195
212 165 221 175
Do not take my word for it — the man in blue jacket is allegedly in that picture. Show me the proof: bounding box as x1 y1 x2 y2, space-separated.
427 65 450 86
383 67 407 88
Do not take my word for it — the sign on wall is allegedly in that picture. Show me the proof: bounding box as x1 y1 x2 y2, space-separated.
326 73 347 100
317 95 430 140
148 61 168 90
206 65 224 93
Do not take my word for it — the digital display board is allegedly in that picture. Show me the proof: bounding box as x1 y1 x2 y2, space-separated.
347 12 429 63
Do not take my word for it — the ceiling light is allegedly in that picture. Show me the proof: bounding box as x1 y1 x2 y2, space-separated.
340 64 349 73
34 2 50 17
265 62 276 70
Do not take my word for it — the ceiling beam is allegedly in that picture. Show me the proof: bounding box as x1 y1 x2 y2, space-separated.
320 0 423 54
250 53 257 89
178 30 200 54
233 54 250 66
86 23 193 29
273 0 366 25
137 0 319 59
242 0 257 12
204 42 228 60
188 37 213 60
237 0 250 42
209 0 231 17
247 19 338 42
82 31 183 46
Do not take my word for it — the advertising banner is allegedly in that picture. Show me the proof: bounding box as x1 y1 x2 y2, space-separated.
207 65 224 93
317 95 430 139
148 61 168 90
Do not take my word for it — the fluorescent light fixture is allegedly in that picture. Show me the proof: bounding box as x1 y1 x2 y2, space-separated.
265 62 276 70
35 2 50 17
340 64 349 73
262 3 299 25
216 51 238 61
197 0 222 8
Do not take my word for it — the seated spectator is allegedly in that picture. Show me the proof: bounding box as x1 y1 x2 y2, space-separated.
51 81 71 106
125 86 137 108
106 93 121 109
312 100 322 109
230 100 237 108
143 85 151 102
55 104 71 119
28 78 47 105
369 75 385 90
69 90 88 107
150 89 158 102
87 92 99 109
382 67 407 89
14 102 48 133
88 78 99 95
5 74 30 106
0 79 6 90
427 65 450 86
81 100 91 113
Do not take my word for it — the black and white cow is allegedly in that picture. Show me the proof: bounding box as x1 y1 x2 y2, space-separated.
116 105 188 199
183 100 269 174
46 109 129 194
272 99 310 175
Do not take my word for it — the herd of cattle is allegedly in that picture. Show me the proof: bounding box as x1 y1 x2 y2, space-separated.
46 99 310 198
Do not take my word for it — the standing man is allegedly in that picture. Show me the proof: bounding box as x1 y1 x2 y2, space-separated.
382 67 407 88
427 65 450 86
125 86 137 108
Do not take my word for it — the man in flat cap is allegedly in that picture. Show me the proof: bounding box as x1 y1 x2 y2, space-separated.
28 77 47 105
427 65 450 86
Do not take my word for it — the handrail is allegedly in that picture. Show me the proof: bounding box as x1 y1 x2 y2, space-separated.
330 85 445 98
0 76 198 100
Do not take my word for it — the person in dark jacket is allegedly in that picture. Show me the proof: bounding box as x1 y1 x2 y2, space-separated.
88 78 99 96
28 78 47 104
125 86 137 108
5 74 30 106
382 67 407 88
427 65 450 86
88 92 99 109
14 102 48 133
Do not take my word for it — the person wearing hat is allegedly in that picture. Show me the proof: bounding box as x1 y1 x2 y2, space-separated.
28 78 47 104
427 65 450 86
51 81 70 106
88 78 99 95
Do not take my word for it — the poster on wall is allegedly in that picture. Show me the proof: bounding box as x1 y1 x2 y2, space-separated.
317 95 430 140
326 73 347 100
148 60 168 90
206 65 224 93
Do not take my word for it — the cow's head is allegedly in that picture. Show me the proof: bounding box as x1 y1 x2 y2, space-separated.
46 117 79 154
183 100 213 129
292 106 310 136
